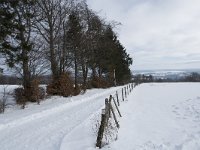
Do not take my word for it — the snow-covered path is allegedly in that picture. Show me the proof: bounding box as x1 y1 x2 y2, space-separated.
0 86 122 150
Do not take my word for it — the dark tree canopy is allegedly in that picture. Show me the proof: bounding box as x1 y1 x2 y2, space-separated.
0 0 133 102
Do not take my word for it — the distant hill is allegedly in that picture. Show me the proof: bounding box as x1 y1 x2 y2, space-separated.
132 69 200 80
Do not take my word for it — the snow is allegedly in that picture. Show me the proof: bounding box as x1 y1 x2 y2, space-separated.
0 85 20 106
0 85 123 150
0 83 200 150
104 83 200 150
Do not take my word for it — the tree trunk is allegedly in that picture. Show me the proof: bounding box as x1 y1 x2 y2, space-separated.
49 29 58 80
74 47 78 90
20 28 31 108
22 57 31 108
61 23 67 73
92 66 96 79
74 59 77 88
82 63 88 90
98 66 102 78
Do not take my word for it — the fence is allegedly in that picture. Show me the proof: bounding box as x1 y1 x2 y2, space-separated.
96 82 138 148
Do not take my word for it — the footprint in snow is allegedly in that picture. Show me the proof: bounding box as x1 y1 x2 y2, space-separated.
136 141 169 150
175 144 183 150
182 117 187 120
172 110 180 116
174 107 179 110
186 99 192 102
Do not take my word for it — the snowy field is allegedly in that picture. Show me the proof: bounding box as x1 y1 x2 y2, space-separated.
0 83 200 150
105 83 200 150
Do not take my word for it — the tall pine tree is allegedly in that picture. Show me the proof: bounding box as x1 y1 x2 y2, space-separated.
66 11 83 93
0 0 36 107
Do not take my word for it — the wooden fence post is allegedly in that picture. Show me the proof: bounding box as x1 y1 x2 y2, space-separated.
96 98 110 148
96 109 106 148
124 87 127 98
126 86 128 95
122 88 124 101
108 95 112 118
105 98 109 126
116 91 120 106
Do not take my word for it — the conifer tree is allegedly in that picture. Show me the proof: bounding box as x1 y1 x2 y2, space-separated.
96 25 132 85
0 0 36 107
66 11 83 92
0 1 15 44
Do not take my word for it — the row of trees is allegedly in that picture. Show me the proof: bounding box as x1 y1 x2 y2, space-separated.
0 0 132 104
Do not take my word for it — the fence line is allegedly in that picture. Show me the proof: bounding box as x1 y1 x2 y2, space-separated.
96 82 139 148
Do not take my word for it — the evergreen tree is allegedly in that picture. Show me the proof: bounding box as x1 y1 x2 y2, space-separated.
0 0 36 107
0 1 15 44
66 11 83 92
88 15 104 79
97 25 132 85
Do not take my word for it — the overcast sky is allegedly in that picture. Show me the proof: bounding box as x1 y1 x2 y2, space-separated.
87 0 200 70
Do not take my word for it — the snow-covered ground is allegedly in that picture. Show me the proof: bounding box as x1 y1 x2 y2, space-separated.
0 83 200 150
105 83 200 150
0 85 123 150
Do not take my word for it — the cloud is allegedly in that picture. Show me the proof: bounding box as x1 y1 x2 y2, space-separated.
87 0 200 70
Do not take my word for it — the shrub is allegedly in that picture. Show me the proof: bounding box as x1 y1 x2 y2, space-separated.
0 100 4 113
29 79 40 102
38 87 46 100
47 73 74 97
89 76 111 89
14 80 45 105
14 88 25 105
74 85 81 96
29 79 45 103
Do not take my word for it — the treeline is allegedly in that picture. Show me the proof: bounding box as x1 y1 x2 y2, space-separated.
133 72 200 83
183 72 200 82
0 0 132 106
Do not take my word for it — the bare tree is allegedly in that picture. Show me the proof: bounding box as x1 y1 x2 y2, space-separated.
29 40 50 78
35 0 72 80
